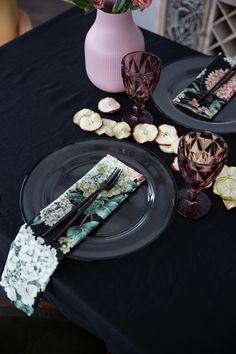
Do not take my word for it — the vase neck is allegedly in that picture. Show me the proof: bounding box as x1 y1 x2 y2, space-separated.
95 9 133 26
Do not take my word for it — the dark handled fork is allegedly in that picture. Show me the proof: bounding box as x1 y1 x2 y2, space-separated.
46 167 121 242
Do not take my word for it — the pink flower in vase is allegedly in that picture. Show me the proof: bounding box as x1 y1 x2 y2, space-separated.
205 69 236 100
132 0 152 11
65 0 152 12
92 0 105 9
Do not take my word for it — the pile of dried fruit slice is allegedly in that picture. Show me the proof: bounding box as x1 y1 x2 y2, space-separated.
72 107 235 212
73 105 131 139
213 165 236 209
73 107 180 147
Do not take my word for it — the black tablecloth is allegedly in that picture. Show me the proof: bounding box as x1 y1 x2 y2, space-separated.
0 8 236 354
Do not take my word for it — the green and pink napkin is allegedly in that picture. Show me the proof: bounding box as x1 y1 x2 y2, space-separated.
0 155 145 315
173 53 236 119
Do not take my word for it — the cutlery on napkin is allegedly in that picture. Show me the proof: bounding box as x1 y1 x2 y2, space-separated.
0 155 145 316
38 167 121 241
173 53 236 119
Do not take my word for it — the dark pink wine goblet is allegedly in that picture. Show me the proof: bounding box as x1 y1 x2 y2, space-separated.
121 51 161 127
177 131 228 219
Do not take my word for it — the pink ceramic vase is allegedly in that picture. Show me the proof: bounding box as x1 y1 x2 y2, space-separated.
84 10 145 93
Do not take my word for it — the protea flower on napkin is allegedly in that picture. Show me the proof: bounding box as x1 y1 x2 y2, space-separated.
173 53 236 119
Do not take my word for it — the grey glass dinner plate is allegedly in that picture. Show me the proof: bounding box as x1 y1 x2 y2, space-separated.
20 138 176 261
152 56 236 133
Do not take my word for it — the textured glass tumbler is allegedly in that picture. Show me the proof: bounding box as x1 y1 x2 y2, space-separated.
121 51 161 127
177 131 228 219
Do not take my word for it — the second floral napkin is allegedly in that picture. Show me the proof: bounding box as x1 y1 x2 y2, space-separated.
0 154 145 316
173 53 236 119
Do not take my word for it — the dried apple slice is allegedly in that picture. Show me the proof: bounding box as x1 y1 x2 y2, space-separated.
95 118 117 137
159 138 179 154
216 165 229 180
223 200 236 210
132 124 158 144
79 112 102 131
155 124 178 145
171 157 179 172
213 165 236 198
227 166 236 179
216 165 236 180
98 97 121 114
214 177 236 201
73 108 94 125
213 181 221 196
113 122 131 139
159 144 174 154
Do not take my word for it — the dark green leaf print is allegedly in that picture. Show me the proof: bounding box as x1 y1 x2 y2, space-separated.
184 87 200 94
59 221 99 254
209 100 222 114
67 221 99 240
110 195 126 204
96 201 119 219
67 192 85 205
84 199 105 217
192 82 201 94
32 215 43 226
124 180 138 193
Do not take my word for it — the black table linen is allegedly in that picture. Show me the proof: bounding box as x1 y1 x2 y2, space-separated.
0 8 236 354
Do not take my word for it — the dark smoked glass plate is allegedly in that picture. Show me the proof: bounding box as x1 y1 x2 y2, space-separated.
20 138 176 261
152 56 236 133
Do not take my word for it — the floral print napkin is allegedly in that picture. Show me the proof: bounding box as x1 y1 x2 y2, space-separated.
173 53 236 119
0 155 145 316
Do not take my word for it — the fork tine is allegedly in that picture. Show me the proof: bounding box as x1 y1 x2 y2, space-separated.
104 168 121 190
101 167 119 187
